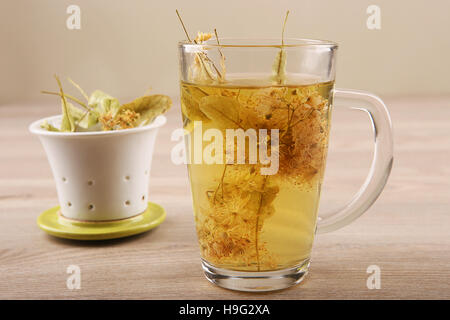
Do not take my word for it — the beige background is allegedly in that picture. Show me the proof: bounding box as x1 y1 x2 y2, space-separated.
1 0 449 105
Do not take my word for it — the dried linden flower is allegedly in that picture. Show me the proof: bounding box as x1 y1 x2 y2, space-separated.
41 77 171 132
195 32 212 43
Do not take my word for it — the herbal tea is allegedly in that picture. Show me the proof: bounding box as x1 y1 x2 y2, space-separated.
181 78 334 271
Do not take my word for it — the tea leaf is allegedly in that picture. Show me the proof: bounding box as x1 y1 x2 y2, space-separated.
77 110 99 130
68 104 100 131
199 95 241 129
88 90 121 117
190 85 210 100
120 95 172 126
181 87 209 121
67 103 85 121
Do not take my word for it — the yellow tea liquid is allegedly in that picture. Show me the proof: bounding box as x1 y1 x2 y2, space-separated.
181 77 333 271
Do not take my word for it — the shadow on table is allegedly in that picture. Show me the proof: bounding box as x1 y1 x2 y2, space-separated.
44 228 159 247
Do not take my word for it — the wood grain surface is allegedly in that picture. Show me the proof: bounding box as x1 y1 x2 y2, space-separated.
0 96 449 299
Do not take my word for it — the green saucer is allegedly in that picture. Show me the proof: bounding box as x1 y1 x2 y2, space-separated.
37 202 166 240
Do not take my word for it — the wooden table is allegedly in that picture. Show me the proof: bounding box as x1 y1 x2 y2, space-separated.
0 96 449 299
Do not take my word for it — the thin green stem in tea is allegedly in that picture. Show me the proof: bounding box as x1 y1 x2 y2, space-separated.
213 164 228 204
255 175 268 271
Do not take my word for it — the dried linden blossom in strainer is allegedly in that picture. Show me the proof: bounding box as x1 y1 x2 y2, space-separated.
40 75 171 132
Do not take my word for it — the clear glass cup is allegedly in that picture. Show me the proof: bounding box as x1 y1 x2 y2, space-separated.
178 38 393 291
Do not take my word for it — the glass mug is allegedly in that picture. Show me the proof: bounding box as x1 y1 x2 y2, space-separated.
178 38 393 291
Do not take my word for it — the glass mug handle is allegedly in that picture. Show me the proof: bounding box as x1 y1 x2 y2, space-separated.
316 88 394 234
